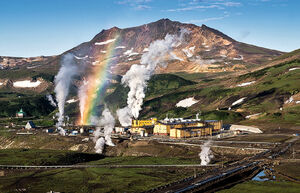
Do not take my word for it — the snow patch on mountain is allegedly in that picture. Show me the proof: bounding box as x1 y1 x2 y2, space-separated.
95 39 116 46
123 48 139 57
170 52 184 61
233 55 244 60
66 99 78 104
182 48 193 58
289 67 300 71
74 55 88 60
285 96 294 104
13 80 41 88
115 46 126 49
232 97 246 106
176 97 199 108
237 81 255 87
27 65 42 69
245 113 262 119
92 61 99 65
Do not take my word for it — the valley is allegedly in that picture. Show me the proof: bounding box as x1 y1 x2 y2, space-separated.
0 19 299 193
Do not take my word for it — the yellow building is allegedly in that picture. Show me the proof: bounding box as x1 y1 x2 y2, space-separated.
154 119 222 138
132 118 157 127
130 117 222 138
154 120 206 136
130 118 157 134
205 120 222 134
153 122 183 135
170 126 213 138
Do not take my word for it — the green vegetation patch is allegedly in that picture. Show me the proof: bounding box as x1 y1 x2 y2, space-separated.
85 156 200 165
0 167 194 193
218 181 300 193
0 149 103 165
0 94 55 117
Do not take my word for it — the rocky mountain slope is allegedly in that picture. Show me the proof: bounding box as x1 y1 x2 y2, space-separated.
70 18 282 74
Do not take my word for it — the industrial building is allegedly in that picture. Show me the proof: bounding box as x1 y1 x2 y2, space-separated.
130 117 222 138
130 118 157 135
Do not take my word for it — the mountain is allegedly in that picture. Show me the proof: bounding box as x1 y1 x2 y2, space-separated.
69 18 283 74
0 19 283 75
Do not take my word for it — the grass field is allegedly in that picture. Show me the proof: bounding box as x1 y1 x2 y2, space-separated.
0 166 195 193
85 156 200 165
218 181 300 193
0 150 200 193
0 149 102 165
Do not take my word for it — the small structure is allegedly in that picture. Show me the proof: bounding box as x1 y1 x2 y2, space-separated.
115 127 125 133
16 108 25 118
25 121 36 130
46 128 55 133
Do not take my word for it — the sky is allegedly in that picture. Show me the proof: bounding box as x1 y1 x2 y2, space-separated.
0 0 299 57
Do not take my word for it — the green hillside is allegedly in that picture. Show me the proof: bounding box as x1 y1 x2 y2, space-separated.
1 50 300 128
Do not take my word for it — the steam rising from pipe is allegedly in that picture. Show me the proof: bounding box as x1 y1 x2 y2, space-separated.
78 79 88 125
46 94 57 107
54 54 78 135
117 28 189 126
199 140 214 166
93 108 115 154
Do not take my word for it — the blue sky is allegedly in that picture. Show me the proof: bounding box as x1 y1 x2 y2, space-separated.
0 0 299 57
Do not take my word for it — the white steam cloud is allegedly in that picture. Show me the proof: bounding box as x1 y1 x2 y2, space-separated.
46 94 56 107
199 140 214 166
93 108 115 154
78 79 88 124
54 54 79 135
117 28 189 126
116 107 132 127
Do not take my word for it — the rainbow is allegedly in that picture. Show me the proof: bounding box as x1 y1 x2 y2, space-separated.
80 32 121 125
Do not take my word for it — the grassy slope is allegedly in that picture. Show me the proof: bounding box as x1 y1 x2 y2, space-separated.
1 51 300 127
104 73 196 111
0 94 55 118
137 59 300 125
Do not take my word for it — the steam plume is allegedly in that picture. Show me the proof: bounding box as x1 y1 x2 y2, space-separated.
116 107 132 127
78 79 88 124
93 108 115 154
54 54 78 135
117 28 189 126
199 140 214 166
46 94 57 107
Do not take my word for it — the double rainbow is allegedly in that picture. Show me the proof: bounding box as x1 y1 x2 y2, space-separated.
81 32 121 125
